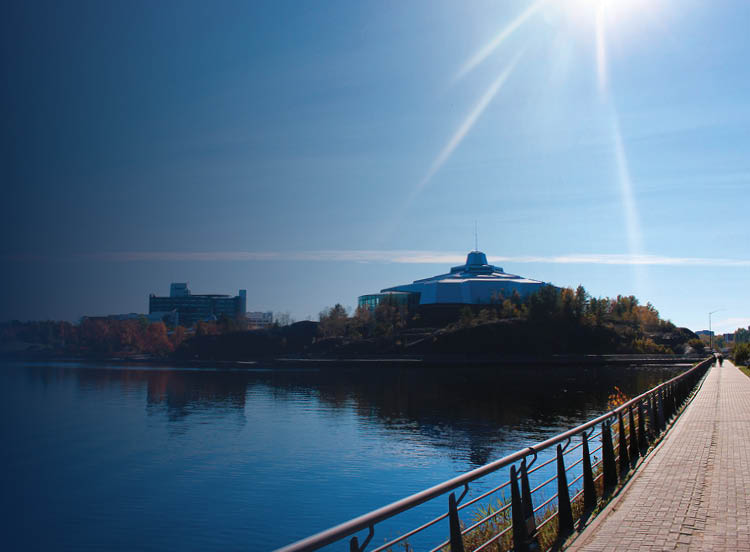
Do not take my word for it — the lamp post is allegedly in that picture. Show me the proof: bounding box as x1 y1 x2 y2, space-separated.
708 309 723 351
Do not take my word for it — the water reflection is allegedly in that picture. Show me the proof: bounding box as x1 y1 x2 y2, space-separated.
4 360 689 551
257 364 683 466
24 361 683 466
145 372 247 422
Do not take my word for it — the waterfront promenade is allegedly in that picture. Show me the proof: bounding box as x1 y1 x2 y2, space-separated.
570 360 750 551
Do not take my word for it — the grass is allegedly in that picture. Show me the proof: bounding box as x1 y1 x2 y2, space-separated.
737 364 750 379
387 365 710 552
387 423 680 552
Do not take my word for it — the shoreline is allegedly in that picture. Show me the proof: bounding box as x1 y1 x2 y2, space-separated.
1 352 707 370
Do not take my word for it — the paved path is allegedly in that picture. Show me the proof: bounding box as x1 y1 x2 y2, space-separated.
569 360 750 551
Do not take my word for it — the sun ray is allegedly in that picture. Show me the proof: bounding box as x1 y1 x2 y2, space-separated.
455 0 545 80
595 3 607 92
416 49 525 197
589 0 647 295
612 115 643 257
374 51 525 247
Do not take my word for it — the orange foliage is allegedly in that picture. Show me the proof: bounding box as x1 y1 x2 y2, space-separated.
607 386 629 409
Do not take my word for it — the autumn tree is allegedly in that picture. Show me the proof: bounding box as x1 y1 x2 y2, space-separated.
170 326 186 349
319 304 349 338
350 305 374 339
144 322 173 356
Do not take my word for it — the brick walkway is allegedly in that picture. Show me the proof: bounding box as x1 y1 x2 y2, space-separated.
569 360 750 551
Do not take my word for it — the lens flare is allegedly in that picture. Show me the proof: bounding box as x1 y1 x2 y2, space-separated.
456 0 546 80
612 115 643 258
595 4 607 93
376 51 526 246
416 50 525 197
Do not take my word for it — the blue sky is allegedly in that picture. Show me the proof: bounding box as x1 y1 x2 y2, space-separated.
2 0 749 334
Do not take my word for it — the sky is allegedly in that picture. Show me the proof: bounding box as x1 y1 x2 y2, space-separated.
2 0 749 334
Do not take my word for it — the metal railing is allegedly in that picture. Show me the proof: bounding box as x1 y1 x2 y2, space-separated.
277 357 713 552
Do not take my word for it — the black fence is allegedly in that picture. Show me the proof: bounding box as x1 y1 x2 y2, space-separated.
278 357 713 552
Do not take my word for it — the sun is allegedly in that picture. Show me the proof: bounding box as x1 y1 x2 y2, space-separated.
563 0 658 30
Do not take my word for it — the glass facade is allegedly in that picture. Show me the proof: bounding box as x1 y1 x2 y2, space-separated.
357 292 420 311
149 294 244 327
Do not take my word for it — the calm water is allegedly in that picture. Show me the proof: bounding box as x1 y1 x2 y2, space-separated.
0 360 687 551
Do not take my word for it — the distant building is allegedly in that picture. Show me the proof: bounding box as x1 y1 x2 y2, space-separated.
149 283 246 327
723 333 735 343
358 250 549 311
695 330 714 337
247 311 274 328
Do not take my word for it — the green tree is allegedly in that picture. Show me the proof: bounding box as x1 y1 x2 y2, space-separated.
688 338 706 353
527 285 560 322
735 327 750 344
733 342 750 366
574 285 589 320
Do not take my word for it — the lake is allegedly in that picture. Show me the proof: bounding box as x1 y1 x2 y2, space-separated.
0 360 689 551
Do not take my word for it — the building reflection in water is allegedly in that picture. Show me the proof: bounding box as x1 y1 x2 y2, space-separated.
145 371 248 422
29 361 685 467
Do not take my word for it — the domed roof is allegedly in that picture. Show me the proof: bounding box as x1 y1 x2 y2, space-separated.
465 251 488 266
449 250 502 275
378 250 548 305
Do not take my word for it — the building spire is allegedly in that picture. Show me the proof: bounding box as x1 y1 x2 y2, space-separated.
474 219 478 251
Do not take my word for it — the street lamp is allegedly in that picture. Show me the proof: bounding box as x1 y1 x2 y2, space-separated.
708 309 724 351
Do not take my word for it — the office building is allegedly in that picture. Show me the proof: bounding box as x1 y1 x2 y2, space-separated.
247 311 274 328
149 283 246 327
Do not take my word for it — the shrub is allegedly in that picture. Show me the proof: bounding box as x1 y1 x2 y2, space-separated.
734 342 750 366
688 338 706 353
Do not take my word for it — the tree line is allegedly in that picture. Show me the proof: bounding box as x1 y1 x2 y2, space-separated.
318 285 679 352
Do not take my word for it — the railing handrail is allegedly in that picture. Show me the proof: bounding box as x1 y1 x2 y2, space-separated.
276 357 713 552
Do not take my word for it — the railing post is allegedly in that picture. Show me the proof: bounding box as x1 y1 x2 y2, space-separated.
685 377 690 401
510 465 529 552
556 444 574 543
350 536 359 552
581 432 596 524
601 421 617 497
649 394 657 439
628 405 639 466
657 389 665 432
520 458 537 539
638 400 647 452
664 383 674 420
448 492 465 552
617 410 629 480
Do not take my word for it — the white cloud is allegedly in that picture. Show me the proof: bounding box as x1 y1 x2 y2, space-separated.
713 317 750 334
85 250 750 267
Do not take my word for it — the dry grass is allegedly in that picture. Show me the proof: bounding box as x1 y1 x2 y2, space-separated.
388 371 709 552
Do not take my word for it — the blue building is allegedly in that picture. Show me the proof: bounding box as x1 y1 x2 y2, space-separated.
358 251 548 311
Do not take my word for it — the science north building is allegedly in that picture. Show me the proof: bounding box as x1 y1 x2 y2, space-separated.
358 250 548 319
